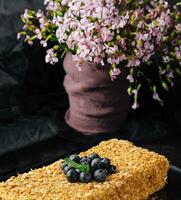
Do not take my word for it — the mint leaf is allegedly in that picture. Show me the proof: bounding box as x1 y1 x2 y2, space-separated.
77 163 89 174
64 158 89 174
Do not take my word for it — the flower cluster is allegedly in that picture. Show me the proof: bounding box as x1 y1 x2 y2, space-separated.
18 0 181 109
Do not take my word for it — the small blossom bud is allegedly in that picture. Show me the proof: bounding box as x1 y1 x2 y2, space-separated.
127 87 132 96
162 82 168 90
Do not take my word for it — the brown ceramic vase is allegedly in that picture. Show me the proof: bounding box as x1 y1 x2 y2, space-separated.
63 53 130 135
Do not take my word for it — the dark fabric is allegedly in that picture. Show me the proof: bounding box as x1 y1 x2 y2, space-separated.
0 0 68 156
0 0 181 157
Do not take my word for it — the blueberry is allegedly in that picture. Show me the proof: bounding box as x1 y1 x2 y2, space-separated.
66 169 79 182
91 158 102 170
69 154 80 163
86 157 93 165
80 156 87 163
108 165 117 174
101 158 111 168
63 166 73 174
94 169 108 182
80 172 92 183
82 157 92 166
61 162 68 170
89 168 95 176
88 153 100 160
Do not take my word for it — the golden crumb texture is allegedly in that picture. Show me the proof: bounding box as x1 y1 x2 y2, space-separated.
0 139 169 200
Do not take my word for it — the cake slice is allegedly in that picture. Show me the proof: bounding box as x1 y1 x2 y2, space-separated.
0 139 169 200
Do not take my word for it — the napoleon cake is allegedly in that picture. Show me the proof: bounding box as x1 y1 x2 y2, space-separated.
0 139 169 200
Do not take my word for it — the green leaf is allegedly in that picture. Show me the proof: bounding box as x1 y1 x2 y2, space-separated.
56 10 63 16
130 68 134 75
116 35 121 41
60 43 68 49
137 40 142 47
109 69 113 77
153 85 157 93
50 35 58 42
162 82 168 91
60 48 67 59
77 163 90 174
176 2 181 6
127 86 132 95
53 45 60 50
144 0 150 3
30 35 37 40
64 158 80 168
64 158 90 174
162 36 168 42
19 31 27 35
137 83 141 91
166 63 171 71
130 14 135 25
112 64 116 69
176 68 181 76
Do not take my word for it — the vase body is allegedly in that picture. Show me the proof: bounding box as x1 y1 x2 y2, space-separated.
63 53 130 135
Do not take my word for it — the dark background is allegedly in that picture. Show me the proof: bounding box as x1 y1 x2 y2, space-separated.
0 0 180 156
0 1 181 199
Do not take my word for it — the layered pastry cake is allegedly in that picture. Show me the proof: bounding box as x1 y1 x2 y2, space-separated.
0 139 169 200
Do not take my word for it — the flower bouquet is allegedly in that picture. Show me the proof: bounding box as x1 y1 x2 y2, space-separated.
18 0 181 133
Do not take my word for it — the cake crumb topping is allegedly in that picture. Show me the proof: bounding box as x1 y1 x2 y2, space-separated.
0 139 169 200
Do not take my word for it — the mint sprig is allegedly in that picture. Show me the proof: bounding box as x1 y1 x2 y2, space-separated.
64 158 90 174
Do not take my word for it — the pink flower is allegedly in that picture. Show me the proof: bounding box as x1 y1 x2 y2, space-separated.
152 92 164 105
167 71 174 78
45 48 58 64
22 9 29 20
40 40 47 47
22 25 28 30
137 21 145 29
132 102 139 109
153 92 159 100
100 28 114 42
162 56 170 63
27 40 33 46
61 0 69 6
34 29 42 40
25 35 33 45
119 38 125 48
45 0 59 11
132 89 138 95
176 24 181 32
119 19 127 28
36 10 44 18
44 0 49 5
112 68 121 76
127 74 134 83
175 47 181 60
110 68 121 81
19 0 180 110
105 45 119 55
127 59 141 67
134 9 143 20
17 33 21 40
